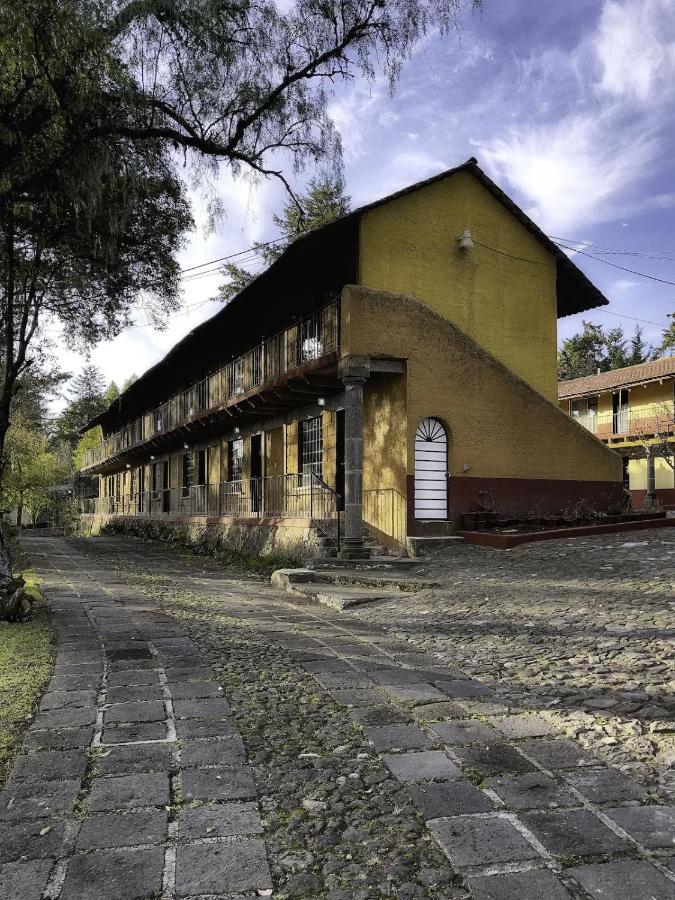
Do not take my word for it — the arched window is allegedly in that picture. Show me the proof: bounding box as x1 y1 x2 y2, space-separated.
414 417 448 519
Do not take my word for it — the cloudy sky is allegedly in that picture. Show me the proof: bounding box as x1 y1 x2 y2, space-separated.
54 0 675 398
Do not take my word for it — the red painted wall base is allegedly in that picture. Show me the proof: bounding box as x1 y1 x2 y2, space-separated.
459 516 675 549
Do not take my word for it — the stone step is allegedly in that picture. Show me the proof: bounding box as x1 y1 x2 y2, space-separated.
285 581 403 611
310 557 424 572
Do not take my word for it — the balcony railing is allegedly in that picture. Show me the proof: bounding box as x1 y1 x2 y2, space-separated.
570 402 675 438
81 474 340 525
81 302 338 469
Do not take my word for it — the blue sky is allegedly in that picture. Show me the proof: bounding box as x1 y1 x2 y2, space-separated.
55 0 675 395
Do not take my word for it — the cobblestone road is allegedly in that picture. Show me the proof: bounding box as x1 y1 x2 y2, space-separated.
1 533 673 899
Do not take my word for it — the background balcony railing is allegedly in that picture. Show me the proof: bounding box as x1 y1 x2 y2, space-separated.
570 402 675 438
81 474 340 523
81 302 338 469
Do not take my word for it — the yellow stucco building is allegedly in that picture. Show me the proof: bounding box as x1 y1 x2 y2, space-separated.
559 358 675 508
79 158 622 555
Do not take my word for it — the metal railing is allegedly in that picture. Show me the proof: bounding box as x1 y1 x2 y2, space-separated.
363 487 407 546
570 402 675 438
81 474 340 525
81 302 339 469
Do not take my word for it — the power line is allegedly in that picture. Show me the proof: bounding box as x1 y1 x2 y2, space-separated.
554 240 675 288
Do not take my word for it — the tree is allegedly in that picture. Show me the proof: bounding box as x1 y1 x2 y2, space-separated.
54 366 107 450
657 313 675 357
216 174 351 301
558 321 651 380
626 325 651 366
558 322 608 380
2 425 66 526
0 0 480 608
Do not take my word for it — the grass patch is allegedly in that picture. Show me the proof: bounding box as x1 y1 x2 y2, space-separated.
0 570 54 785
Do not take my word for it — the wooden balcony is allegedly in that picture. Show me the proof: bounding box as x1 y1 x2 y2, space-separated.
570 402 675 440
80 303 340 474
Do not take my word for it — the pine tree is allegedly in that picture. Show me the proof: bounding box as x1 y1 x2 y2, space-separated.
215 175 351 302
626 325 651 365
657 313 675 356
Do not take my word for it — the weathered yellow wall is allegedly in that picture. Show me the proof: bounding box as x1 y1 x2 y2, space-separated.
286 421 299 475
342 285 622 485
358 170 558 400
629 380 673 415
628 456 675 491
322 411 336 488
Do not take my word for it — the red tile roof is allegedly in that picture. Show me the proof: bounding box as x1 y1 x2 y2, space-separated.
558 356 675 399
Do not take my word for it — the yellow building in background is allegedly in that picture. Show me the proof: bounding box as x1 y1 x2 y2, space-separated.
559 358 675 509
78 158 622 555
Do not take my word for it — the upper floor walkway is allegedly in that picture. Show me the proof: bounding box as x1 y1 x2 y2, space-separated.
81 302 338 472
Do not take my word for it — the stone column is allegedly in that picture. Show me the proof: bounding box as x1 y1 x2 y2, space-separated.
340 370 370 559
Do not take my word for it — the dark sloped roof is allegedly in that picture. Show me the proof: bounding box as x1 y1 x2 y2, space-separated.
558 356 675 399
87 157 608 432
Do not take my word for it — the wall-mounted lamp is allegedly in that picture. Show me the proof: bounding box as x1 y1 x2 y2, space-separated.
183 443 189 450
125 463 130 469
463 463 471 472
150 455 155 461
318 397 326 407
234 427 240 435
457 229 474 251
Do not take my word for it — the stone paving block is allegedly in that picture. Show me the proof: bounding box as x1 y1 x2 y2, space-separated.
486 713 556 739
164 667 216 683
76 810 168 850
522 809 628 856
0 819 65 864
434 679 494 699
175 838 272 896
22 726 94 752
52 662 103 675
172 697 232 719
175 716 238 739
381 683 448 703
411 701 467 722
30 707 97 730
348 705 412 727
49 673 101 691
407 780 494 819
458 700 514 716
569 860 674 900
486 773 577 810
60 847 164 900
96 743 173 776
468 868 572 899
454 742 535 777
181 766 256 801
106 669 160 687
106 684 164 703
314 673 376 690
103 700 166 724
563 767 647 804
89 773 170 811
329 688 386 706
40 689 97 712
178 803 263 840
384 750 462 783
519 738 596 770
0 778 80 821
303 659 358 674
429 815 539 867
180 736 246 767
107 658 156 672
605 805 675 848
369 668 426 685
430 719 501 745
364 724 436 751
9 749 88 782
102 722 167 744
0 858 53 900
168 681 224 699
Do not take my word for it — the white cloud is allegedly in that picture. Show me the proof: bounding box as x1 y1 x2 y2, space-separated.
613 278 640 292
479 113 659 233
595 0 675 104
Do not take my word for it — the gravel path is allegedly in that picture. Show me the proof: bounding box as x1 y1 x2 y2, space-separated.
1 533 673 900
